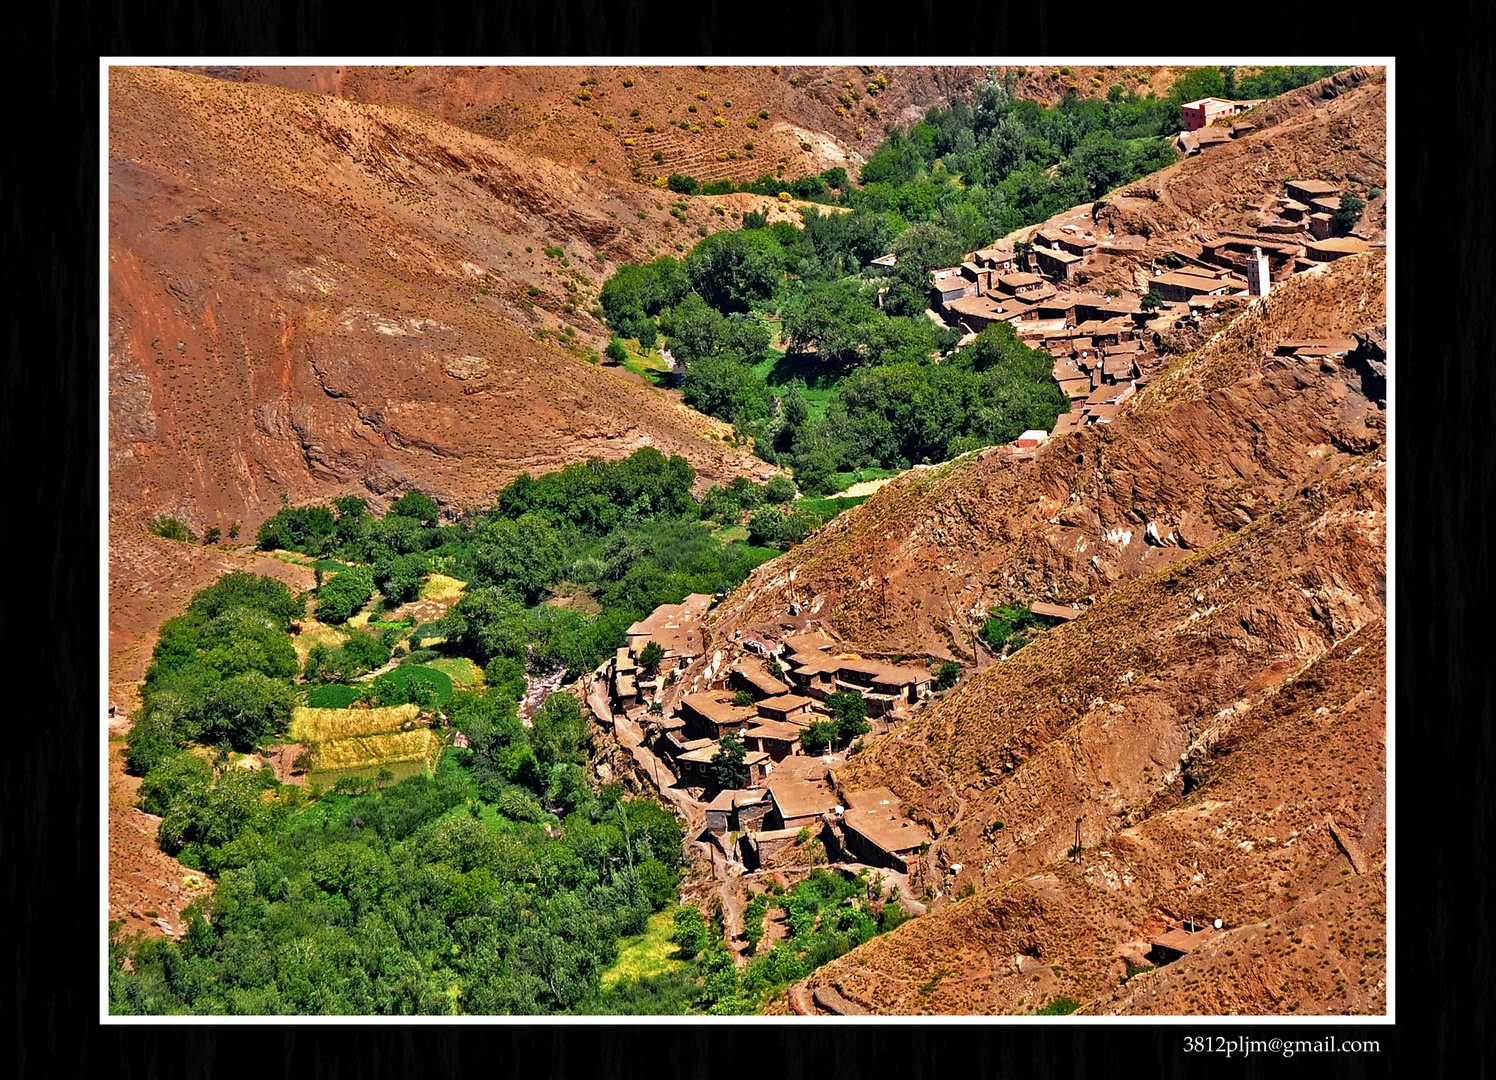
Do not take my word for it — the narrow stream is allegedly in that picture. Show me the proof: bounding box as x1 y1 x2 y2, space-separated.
518 669 566 727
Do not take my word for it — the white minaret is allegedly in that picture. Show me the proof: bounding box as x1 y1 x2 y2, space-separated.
1246 247 1270 297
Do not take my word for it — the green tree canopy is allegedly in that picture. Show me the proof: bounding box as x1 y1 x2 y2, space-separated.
684 229 785 313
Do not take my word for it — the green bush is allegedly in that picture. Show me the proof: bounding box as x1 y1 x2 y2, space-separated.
150 515 196 543
763 475 797 504
306 683 365 709
369 664 454 707
315 565 375 625
1037 996 1081 1015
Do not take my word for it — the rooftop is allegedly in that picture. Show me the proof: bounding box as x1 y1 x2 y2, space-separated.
757 693 817 715
1286 178 1341 197
1030 601 1084 620
768 779 840 821
677 743 770 767
842 809 930 855
743 718 805 742
678 690 758 727
732 663 791 697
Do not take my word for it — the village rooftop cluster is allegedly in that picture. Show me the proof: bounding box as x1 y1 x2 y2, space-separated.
900 170 1378 446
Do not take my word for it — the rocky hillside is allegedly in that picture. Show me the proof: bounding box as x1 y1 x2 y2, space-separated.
704 252 1386 662
108 65 793 686
740 258 1387 1015
203 64 986 185
1089 65 1387 289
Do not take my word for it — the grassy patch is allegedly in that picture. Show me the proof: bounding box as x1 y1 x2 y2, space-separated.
615 343 677 389
305 684 366 709
712 523 749 544
423 657 483 687
412 623 447 647
794 495 870 522
750 348 839 422
829 467 902 490
600 911 686 990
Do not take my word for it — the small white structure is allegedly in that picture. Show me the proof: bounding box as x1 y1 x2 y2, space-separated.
1015 429 1049 449
1245 246 1271 298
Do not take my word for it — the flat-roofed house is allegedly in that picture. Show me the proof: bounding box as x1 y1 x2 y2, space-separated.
676 742 771 789
839 788 930 873
1056 233 1099 259
784 657 841 701
756 694 816 725
943 293 1011 333
765 779 840 831
730 663 791 701
735 789 771 832
1149 271 1245 304
996 272 1048 298
972 244 1016 275
742 718 804 760
625 593 713 669
1181 97 1263 131
1284 178 1341 205
869 664 935 704
703 789 743 833
1304 236 1370 262
1033 243 1082 283
1147 918 1223 966
1015 429 1049 450
677 690 758 742
833 658 888 691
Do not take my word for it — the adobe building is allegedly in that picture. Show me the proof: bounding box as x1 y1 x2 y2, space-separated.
783 657 841 701
742 718 805 761
1284 178 1340 205
730 663 791 701
1147 917 1223 966
1181 97 1264 131
676 690 758 742
765 779 841 831
839 788 930 874
755 694 816 725
676 742 771 789
1304 236 1371 263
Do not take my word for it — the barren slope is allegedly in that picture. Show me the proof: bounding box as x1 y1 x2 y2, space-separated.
208 64 992 185
783 597 1386 1016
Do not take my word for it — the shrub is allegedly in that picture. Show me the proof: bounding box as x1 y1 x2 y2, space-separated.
315 565 375 625
306 683 365 709
763 475 797 504
150 515 196 543
934 661 960 691
1037 996 1081 1015
369 664 453 707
